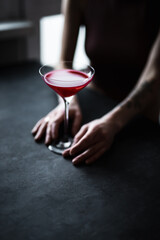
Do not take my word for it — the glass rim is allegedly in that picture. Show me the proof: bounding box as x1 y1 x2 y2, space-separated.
39 61 95 82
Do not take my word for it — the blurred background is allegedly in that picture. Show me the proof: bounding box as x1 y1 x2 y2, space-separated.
0 0 89 66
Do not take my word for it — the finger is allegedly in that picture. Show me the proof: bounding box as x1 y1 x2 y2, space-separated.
72 125 88 145
34 121 47 141
85 147 106 165
71 112 82 136
45 123 52 145
51 121 61 139
31 119 43 135
72 143 104 165
70 130 97 156
62 148 71 157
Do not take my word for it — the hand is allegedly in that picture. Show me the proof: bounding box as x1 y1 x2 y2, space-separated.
63 115 119 165
31 98 82 145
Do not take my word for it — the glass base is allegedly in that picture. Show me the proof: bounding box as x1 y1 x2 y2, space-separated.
48 138 72 155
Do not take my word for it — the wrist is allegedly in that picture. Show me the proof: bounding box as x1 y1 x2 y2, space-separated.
109 106 130 131
101 109 124 135
102 103 139 133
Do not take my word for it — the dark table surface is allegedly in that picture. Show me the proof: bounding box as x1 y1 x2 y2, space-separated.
0 61 160 240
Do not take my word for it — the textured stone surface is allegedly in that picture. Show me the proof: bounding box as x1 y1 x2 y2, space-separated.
0 61 160 240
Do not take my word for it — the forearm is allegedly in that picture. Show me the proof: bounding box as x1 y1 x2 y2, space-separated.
60 0 83 62
112 76 159 128
104 30 160 131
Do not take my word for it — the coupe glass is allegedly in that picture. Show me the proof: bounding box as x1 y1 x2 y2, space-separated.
39 61 95 154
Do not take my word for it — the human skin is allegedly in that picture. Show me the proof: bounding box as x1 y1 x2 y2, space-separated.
32 0 160 165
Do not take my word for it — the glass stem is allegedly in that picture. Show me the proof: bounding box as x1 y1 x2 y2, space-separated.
63 98 69 142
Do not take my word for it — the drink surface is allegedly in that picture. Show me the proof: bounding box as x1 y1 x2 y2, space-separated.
44 69 91 97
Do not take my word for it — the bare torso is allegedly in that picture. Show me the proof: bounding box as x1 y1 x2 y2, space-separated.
81 0 159 100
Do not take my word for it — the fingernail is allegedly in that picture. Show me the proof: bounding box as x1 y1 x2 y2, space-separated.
72 159 77 165
63 151 68 157
34 136 38 141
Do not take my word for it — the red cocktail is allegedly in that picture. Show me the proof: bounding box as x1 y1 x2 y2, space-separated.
39 62 95 154
44 69 92 97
